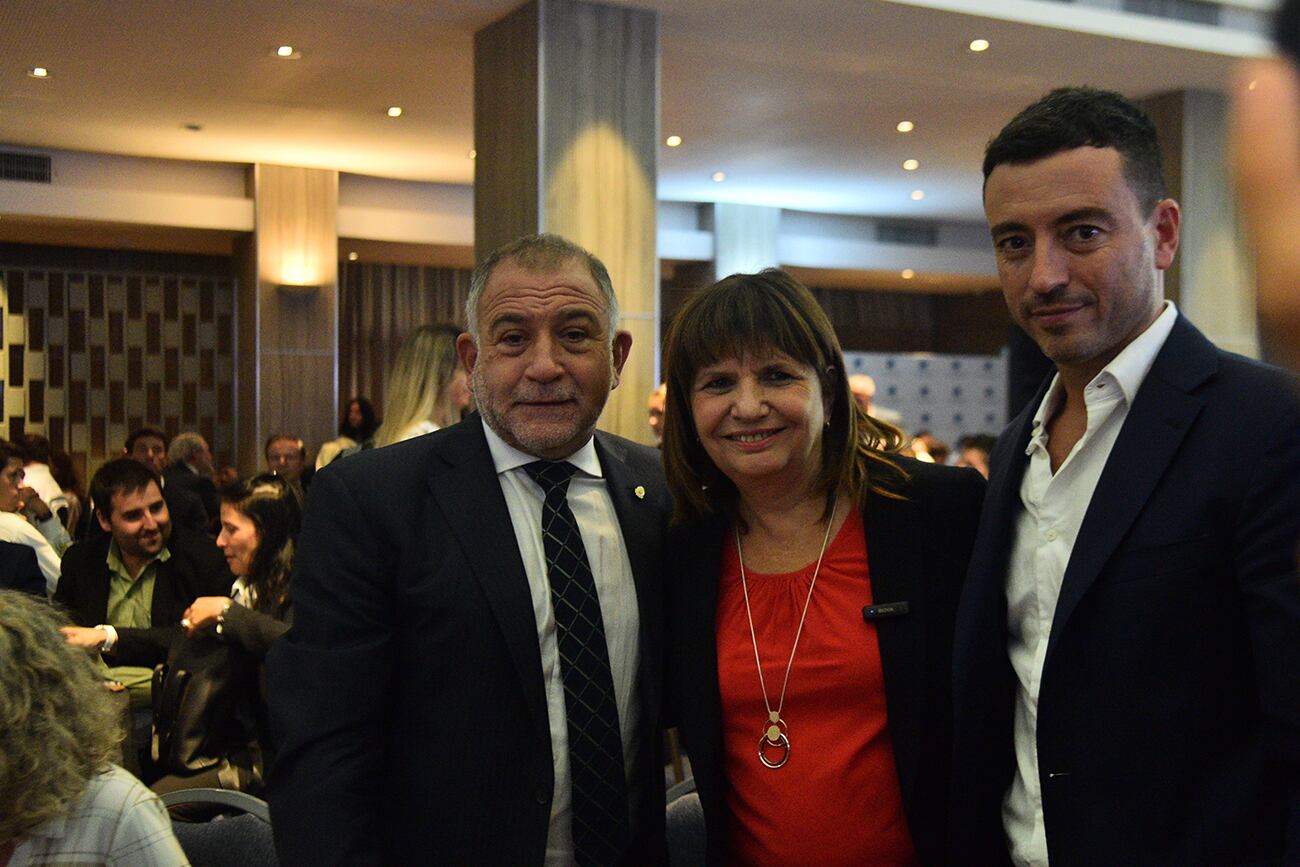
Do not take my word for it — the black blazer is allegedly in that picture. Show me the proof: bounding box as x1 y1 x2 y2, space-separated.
0 540 44 596
665 456 984 866
54 526 233 667
267 416 672 866
164 463 221 528
949 316 1300 865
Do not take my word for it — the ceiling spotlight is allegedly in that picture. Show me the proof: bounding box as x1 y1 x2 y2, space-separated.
27 67 50 78
910 190 925 201
665 135 683 147
712 171 726 182
347 251 359 262
468 148 477 159
902 159 919 171
896 120 914 133
1248 79 1258 91
901 269 916 279
968 38 990 52
272 45 302 60
386 106 403 118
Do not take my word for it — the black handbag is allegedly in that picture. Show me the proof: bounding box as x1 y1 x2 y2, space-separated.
151 632 250 774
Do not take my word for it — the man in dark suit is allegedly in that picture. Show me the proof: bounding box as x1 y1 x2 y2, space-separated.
56 457 232 669
950 87 1300 865
269 234 671 865
164 430 221 528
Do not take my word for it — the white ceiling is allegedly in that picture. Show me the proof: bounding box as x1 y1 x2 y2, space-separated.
0 0 1269 223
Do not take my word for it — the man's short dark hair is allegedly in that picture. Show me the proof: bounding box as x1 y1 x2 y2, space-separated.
124 427 168 453
957 433 997 455
17 433 52 465
90 458 160 520
983 87 1168 213
0 439 24 467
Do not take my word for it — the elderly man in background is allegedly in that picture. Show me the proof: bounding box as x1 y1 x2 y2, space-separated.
164 430 220 528
270 233 671 865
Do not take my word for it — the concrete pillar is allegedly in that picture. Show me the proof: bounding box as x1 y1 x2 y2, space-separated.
234 164 339 474
1143 90 1258 358
712 202 781 278
474 0 659 442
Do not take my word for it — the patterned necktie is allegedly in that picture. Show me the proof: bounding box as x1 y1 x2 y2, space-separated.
523 460 630 866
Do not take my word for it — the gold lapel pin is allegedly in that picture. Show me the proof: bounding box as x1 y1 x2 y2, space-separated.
634 485 646 500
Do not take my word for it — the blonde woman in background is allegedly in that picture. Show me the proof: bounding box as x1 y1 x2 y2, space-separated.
373 324 471 447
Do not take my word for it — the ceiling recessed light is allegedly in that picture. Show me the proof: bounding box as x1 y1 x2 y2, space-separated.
910 190 925 201
468 148 477 159
1248 79 1258 91
901 269 916 279
386 106 403 118
27 67 50 79
274 45 298 58
896 120 914 133
968 38 990 52
712 171 726 182
902 159 920 171
347 251 359 262
665 135 683 147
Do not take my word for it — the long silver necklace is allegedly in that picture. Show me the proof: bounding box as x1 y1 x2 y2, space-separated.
735 493 839 770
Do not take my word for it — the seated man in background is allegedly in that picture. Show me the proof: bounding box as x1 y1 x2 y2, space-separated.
0 439 64 593
164 430 220 528
18 433 72 529
57 458 231 713
264 433 312 489
123 427 208 535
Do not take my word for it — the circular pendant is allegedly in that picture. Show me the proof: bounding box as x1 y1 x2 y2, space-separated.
766 724 782 742
758 731 790 769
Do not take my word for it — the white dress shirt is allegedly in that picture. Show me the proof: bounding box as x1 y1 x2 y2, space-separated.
482 423 643 867
1003 302 1178 866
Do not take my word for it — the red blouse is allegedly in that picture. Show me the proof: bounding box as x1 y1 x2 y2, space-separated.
715 509 916 866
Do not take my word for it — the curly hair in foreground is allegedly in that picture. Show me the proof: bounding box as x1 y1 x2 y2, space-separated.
0 590 122 845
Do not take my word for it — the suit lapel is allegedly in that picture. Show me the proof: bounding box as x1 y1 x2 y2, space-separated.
594 433 663 734
864 491 927 809
429 417 550 736
1046 317 1215 664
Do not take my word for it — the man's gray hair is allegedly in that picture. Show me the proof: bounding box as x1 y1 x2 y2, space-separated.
465 234 619 342
167 431 207 466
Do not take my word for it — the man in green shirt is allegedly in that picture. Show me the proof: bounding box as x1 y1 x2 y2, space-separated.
56 458 231 690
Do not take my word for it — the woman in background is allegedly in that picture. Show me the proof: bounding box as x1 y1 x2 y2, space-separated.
372 324 471 447
661 269 984 866
0 589 186 865
166 473 302 790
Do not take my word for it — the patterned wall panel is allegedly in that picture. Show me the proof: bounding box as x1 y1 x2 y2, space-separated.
0 265 236 485
843 349 1008 450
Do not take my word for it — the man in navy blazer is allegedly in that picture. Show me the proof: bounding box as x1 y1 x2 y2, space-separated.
950 87 1300 865
268 234 671 865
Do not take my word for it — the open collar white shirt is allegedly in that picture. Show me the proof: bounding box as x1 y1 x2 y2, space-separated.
1003 301 1178 866
482 422 642 867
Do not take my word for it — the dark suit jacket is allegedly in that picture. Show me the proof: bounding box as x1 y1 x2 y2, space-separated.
665 457 985 866
0 539 45 596
950 316 1300 865
267 416 672 866
164 463 220 528
54 527 233 667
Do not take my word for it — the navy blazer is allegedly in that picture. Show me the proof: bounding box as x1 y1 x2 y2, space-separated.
666 457 984 866
949 316 1300 865
0 539 44 596
267 416 672 866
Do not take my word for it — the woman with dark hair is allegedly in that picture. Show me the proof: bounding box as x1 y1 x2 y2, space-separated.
661 269 984 866
340 396 379 444
161 474 302 790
